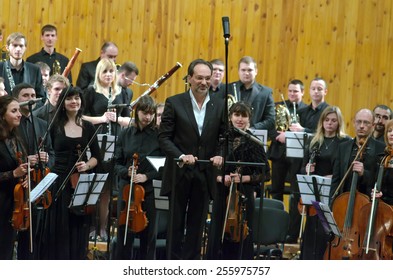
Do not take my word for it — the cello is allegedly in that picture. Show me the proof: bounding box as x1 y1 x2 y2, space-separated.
119 153 148 245
357 153 393 259
324 138 370 260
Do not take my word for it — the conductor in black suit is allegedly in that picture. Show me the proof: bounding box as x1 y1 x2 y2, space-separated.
76 42 118 90
158 59 226 259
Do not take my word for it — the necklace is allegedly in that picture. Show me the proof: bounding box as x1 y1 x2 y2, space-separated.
324 137 336 150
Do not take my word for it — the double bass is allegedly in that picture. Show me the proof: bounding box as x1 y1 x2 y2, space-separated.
119 153 148 245
357 153 393 259
324 138 370 260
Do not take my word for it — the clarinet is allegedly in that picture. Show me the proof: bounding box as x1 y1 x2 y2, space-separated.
107 87 112 135
5 61 15 91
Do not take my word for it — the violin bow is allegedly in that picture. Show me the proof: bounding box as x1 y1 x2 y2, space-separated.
54 124 102 200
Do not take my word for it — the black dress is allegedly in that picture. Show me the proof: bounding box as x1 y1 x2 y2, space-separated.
0 138 20 259
42 121 100 259
300 136 350 260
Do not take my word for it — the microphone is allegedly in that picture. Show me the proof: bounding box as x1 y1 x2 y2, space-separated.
19 97 45 107
222 16 230 40
233 127 264 147
107 104 131 109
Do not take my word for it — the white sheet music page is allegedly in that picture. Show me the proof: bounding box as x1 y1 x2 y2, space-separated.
296 174 331 205
146 156 166 172
86 173 108 205
30 172 58 202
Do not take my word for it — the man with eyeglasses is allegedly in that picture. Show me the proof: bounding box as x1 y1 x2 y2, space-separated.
372 104 393 144
76 41 119 90
330 108 385 202
115 61 139 119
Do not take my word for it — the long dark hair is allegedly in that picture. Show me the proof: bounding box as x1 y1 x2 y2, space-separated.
55 87 85 131
0 95 19 140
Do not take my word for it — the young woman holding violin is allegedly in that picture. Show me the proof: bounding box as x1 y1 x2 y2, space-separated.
299 106 350 260
0 95 28 259
42 87 101 259
207 101 269 260
114 95 162 260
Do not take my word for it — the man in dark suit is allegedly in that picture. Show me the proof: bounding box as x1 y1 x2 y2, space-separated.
11 83 55 259
268 79 307 201
228 56 275 131
76 41 118 90
116 61 138 118
330 108 385 202
159 59 226 259
0 33 44 104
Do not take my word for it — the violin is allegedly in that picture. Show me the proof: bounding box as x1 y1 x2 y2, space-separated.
324 138 370 260
357 153 393 260
222 177 249 243
119 153 148 245
31 140 52 209
12 151 30 231
70 144 82 189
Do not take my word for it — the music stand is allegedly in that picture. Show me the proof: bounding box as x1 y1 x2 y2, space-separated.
285 132 312 158
296 174 331 206
69 173 109 214
97 134 116 161
248 129 268 152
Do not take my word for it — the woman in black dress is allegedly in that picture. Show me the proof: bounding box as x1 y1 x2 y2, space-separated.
300 106 350 259
0 96 27 259
114 95 161 259
42 87 101 259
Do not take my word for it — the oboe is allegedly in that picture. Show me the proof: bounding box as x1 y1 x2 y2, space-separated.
107 87 113 135
130 62 182 109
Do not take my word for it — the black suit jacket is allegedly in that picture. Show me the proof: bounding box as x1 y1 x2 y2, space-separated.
330 137 385 202
0 61 44 100
158 92 225 197
228 81 275 131
76 58 100 90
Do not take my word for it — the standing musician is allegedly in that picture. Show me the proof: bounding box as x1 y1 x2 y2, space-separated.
33 74 70 124
116 61 138 119
268 79 307 202
0 33 44 104
330 109 385 200
82 58 130 242
11 83 55 259
0 95 27 259
26 24 72 82
207 101 269 260
159 59 226 260
42 87 100 259
300 106 350 260
285 77 330 243
114 95 162 259
76 42 118 90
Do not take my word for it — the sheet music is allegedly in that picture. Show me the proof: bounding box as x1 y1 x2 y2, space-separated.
70 173 108 207
147 156 166 172
97 134 116 161
248 129 268 152
312 201 342 237
30 172 58 203
297 174 331 205
285 132 313 158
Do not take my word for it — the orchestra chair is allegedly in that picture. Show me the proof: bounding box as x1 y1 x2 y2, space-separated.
253 200 290 259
